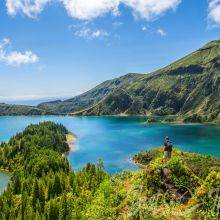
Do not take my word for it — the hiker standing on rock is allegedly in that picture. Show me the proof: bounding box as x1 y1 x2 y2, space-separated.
163 136 173 161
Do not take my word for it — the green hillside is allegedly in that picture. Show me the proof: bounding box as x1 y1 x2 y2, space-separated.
0 103 51 116
38 40 220 123
38 73 144 114
0 122 219 219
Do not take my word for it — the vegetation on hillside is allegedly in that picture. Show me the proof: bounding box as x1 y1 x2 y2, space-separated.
0 103 51 116
38 40 220 123
38 73 143 114
0 122 219 219
0 122 108 219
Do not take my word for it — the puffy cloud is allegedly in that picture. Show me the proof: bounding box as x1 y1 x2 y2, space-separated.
6 0 51 18
6 0 181 21
63 0 181 20
0 38 39 66
208 0 220 27
122 0 181 20
4 51 39 65
74 27 109 40
62 0 120 20
157 28 167 36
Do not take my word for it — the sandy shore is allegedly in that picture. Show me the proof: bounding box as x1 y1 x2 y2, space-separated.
66 132 77 152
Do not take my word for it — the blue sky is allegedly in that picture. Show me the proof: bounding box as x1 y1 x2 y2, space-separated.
0 0 220 105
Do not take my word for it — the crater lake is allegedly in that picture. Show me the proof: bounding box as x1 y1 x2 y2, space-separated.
0 116 219 173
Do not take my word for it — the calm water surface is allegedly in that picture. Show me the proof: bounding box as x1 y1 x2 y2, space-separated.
0 116 219 174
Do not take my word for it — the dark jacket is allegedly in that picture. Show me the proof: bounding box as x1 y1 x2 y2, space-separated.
164 141 173 152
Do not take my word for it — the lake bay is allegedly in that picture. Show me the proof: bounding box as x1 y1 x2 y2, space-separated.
0 116 219 174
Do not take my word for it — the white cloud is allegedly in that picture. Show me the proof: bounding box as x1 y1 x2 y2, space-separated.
4 51 39 65
122 0 181 20
63 0 181 20
0 38 39 66
208 0 220 27
74 27 109 40
62 0 120 20
6 0 51 18
157 28 167 36
6 0 181 21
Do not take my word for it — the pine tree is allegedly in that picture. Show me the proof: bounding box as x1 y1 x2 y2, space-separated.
32 180 40 210
53 174 62 196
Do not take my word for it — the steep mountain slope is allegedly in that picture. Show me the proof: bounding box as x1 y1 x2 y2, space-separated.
38 40 220 122
38 73 144 114
0 103 51 116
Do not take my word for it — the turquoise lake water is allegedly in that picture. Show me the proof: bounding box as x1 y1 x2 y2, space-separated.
0 116 219 175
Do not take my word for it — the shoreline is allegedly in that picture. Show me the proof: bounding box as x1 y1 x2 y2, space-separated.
66 132 77 152
0 115 218 126
129 157 146 169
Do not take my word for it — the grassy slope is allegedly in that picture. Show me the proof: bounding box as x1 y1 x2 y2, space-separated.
133 147 220 179
38 40 220 123
82 41 220 121
98 148 220 219
38 73 144 114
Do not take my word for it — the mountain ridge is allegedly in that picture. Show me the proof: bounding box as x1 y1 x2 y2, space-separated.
0 40 219 123
38 40 220 123
0 103 52 116
37 73 144 114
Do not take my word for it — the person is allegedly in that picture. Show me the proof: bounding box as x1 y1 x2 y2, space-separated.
163 136 173 161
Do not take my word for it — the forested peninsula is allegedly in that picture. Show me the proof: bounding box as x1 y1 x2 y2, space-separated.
0 122 219 219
